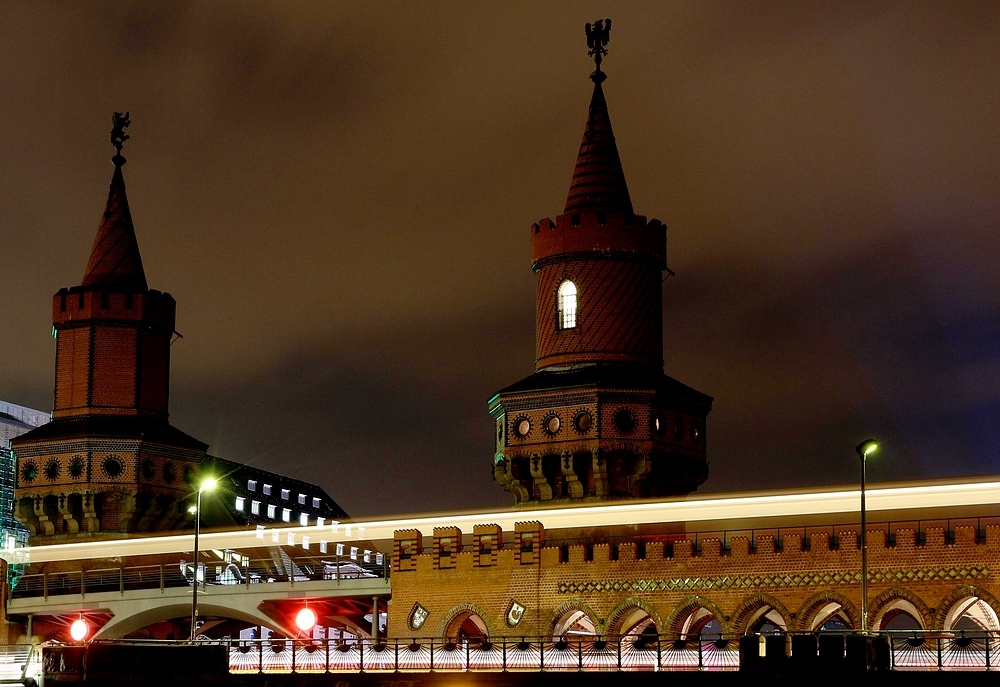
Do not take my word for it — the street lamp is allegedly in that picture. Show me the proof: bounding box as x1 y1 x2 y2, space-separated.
855 439 878 633
190 477 218 641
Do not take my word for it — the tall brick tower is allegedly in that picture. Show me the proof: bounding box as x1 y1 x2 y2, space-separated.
12 115 209 540
491 24 713 505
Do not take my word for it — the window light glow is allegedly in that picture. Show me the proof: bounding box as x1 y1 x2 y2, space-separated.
282 508 291 522
558 280 577 329
251 501 260 515
267 504 276 519
235 497 245 511
299 513 308 526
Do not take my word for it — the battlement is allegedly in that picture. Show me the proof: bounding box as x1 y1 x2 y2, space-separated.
52 287 175 331
531 213 665 270
393 520 1000 573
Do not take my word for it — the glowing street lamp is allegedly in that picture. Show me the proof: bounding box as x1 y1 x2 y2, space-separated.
295 607 318 634
69 617 88 642
190 477 218 641
855 439 878 633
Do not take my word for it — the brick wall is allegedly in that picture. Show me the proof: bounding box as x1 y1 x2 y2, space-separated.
389 521 1000 638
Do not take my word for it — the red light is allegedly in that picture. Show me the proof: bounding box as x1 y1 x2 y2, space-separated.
70 618 88 642
295 608 317 633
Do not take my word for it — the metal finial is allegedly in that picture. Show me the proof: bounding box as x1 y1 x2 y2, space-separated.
111 112 131 166
585 19 612 83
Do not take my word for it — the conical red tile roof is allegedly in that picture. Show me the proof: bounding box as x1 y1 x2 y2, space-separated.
564 80 633 216
82 163 147 290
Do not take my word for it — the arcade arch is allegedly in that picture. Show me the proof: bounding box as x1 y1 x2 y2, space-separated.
665 596 728 637
870 589 930 631
438 603 494 640
731 594 791 634
549 601 600 638
939 587 1000 632
796 591 860 632
606 598 661 638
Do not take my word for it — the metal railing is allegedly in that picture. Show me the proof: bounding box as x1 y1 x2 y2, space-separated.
10 554 389 601
218 630 1000 673
28 631 1000 675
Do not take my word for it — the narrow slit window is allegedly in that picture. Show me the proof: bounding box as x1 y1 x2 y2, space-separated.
558 280 577 329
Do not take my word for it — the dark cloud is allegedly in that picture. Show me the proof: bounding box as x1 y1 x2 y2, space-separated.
1 2 998 515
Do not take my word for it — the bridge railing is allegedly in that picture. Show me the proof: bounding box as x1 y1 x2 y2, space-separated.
10 553 390 600
170 630 1000 672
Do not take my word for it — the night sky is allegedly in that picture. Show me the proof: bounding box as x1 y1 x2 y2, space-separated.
1 3 998 517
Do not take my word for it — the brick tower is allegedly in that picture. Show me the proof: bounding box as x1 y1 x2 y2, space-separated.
491 28 713 504
11 116 209 540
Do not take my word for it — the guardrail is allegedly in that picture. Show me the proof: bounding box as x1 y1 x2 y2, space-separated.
218 630 1000 673
30 631 1000 676
10 554 389 601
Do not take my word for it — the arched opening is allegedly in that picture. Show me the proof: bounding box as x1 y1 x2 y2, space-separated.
553 609 597 639
444 611 489 641
877 600 925 631
557 281 577 330
812 602 854 631
745 607 787 633
680 607 721 637
944 597 1000 632
618 608 657 638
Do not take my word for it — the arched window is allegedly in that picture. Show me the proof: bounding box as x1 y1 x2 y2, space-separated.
558 280 577 330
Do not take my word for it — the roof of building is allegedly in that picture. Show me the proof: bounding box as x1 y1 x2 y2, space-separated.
81 162 148 291
563 78 633 217
11 415 208 451
498 363 714 407
202 454 349 529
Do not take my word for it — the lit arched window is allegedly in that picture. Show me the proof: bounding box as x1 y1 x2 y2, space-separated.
558 280 577 329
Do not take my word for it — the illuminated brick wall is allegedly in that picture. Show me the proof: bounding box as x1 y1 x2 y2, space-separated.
389 521 1000 638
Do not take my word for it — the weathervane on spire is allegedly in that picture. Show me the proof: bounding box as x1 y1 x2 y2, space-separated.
586 19 612 82
111 111 131 166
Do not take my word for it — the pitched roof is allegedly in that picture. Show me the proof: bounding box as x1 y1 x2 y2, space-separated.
82 163 148 290
564 79 634 217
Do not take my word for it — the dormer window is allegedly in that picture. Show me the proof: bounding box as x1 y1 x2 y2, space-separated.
558 280 577 330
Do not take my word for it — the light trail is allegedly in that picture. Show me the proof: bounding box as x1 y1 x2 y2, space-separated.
12 479 1000 563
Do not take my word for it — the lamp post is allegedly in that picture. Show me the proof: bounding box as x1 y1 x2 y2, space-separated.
855 439 878 633
190 477 218 641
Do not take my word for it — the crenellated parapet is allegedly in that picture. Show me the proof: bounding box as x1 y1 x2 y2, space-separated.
389 521 1000 638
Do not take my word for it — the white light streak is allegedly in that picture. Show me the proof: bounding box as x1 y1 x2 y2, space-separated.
10 479 1000 564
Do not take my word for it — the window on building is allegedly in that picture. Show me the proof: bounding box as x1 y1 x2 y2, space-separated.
247 480 257 492
281 488 290 500
235 497 245 511
282 508 291 522
336 543 344 556
299 513 309 526
251 500 260 515
312 497 321 509
558 280 577 329
263 484 272 496
298 493 306 505
267 504 276 519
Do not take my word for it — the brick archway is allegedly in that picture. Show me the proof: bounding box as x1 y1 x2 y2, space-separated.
664 595 730 636
730 593 792 634
795 591 860 631
546 599 602 637
869 588 931 630
937 586 1000 631
604 597 662 636
437 602 497 639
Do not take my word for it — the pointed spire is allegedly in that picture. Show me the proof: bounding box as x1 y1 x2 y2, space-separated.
81 157 148 291
563 78 633 217
82 113 147 290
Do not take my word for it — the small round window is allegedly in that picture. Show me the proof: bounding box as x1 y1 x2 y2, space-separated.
574 411 593 434
513 417 531 439
543 414 561 436
613 408 636 434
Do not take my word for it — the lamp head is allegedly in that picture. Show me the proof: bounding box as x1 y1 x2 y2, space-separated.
855 439 878 460
188 505 197 514
200 477 218 492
